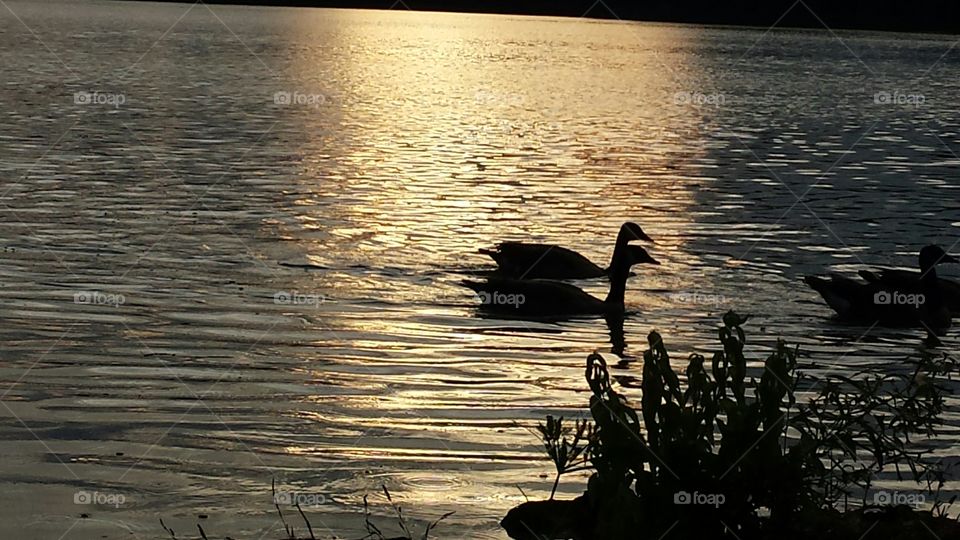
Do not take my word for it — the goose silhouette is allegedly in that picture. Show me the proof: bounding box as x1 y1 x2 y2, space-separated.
479 222 654 280
465 244 659 317
804 245 958 334
857 268 960 313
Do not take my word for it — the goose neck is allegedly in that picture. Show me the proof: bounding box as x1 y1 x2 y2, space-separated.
604 268 630 306
608 227 635 269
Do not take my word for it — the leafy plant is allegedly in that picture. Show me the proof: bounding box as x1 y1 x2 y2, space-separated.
515 311 957 540
536 415 593 499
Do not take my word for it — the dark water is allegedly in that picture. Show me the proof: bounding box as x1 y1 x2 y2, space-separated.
1 1 959 538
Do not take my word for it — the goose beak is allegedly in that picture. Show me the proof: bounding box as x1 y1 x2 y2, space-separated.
626 225 655 244
645 254 661 265
943 253 960 264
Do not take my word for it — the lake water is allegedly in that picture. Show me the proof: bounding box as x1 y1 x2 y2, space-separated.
1 1 960 538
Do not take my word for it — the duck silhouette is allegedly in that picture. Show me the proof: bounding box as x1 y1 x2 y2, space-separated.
804 245 959 334
464 244 659 317
479 222 654 279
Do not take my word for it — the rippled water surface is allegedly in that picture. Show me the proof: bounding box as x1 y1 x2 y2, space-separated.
2 1 960 538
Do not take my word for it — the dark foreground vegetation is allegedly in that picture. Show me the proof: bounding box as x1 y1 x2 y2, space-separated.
160 483 451 540
503 312 960 540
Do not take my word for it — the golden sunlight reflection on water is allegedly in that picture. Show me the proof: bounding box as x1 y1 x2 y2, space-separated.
1 3 960 539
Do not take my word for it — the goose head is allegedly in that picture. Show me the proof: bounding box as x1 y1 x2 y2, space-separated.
620 222 655 244
919 245 959 272
610 244 659 275
626 244 660 266
603 245 660 306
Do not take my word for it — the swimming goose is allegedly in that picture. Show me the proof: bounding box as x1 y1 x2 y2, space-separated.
857 268 960 312
464 245 659 317
804 245 959 334
479 222 654 279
